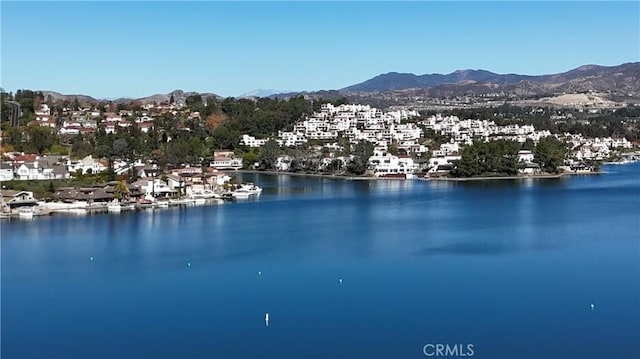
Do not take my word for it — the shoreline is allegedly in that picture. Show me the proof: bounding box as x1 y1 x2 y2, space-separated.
427 171 602 182
234 170 383 181
233 169 602 182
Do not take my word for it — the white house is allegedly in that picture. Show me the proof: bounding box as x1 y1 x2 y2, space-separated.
369 154 418 177
241 134 268 148
211 156 242 170
0 167 14 181
68 156 106 175
15 162 42 180
134 178 177 198
518 150 535 163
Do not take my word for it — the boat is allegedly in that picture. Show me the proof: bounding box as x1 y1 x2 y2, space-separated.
43 200 89 211
231 189 252 199
169 198 194 205
107 200 122 212
17 208 34 219
228 183 263 199
156 199 169 208
66 208 88 215
239 183 262 195
15 206 52 218
121 203 136 211
220 192 236 201
135 199 154 209
193 196 206 205
192 189 220 199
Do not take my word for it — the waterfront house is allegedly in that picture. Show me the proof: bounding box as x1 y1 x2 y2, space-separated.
518 162 541 175
369 154 418 178
518 150 535 163
132 178 177 198
207 169 231 186
165 173 190 194
54 187 114 203
211 156 242 170
0 190 38 209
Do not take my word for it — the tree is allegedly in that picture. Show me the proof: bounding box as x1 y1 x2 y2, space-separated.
186 94 203 108
242 151 259 168
450 140 520 178
112 138 129 158
25 126 55 154
105 158 116 182
113 181 129 201
521 138 535 151
71 138 94 158
4 127 23 151
205 113 227 133
534 136 567 173
327 159 343 173
259 139 281 170
388 140 399 156
212 126 238 150
347 140 374 175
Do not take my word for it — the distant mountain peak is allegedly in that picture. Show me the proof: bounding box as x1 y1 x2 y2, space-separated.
239 89 283 98
575 65 599 71
340 62 640 95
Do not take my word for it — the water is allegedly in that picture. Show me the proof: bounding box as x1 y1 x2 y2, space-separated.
2 164 639 358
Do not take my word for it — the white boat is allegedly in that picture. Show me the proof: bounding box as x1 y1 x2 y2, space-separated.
18 208 34 219
193 190 219 199
231 189 252 199
43 201 89 211
230 183 262 199
107 200 122 212
66 208 88 215
169 198 194 205
240 183 262 195
187 193 207 205
121 203 135 211
156 200 169 208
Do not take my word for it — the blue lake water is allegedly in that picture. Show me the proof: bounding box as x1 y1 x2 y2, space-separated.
2 164 639 358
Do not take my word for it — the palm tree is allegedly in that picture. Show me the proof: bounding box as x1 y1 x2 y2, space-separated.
114 181 129 201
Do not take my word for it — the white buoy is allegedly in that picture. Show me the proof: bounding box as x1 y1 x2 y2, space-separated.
258 271 262 277
187 262 191 267
590 303 595 310
265 312 269 327
90 256 94 262
339 278 343 284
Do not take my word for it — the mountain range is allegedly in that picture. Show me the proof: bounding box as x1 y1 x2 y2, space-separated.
40 90 221 105
24 62 640 104
340 62 640 96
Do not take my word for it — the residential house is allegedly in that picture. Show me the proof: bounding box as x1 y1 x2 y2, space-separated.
0 190 38 209
211 156 242 170
0 164 14 181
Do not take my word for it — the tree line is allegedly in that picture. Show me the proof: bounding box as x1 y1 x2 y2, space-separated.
450 137 568 177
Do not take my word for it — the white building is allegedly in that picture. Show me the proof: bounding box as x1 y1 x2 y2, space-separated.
241 134 268 148
369 154 418 177
211 156 242 170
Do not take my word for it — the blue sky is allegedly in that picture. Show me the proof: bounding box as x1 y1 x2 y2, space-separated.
1 1 639 99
